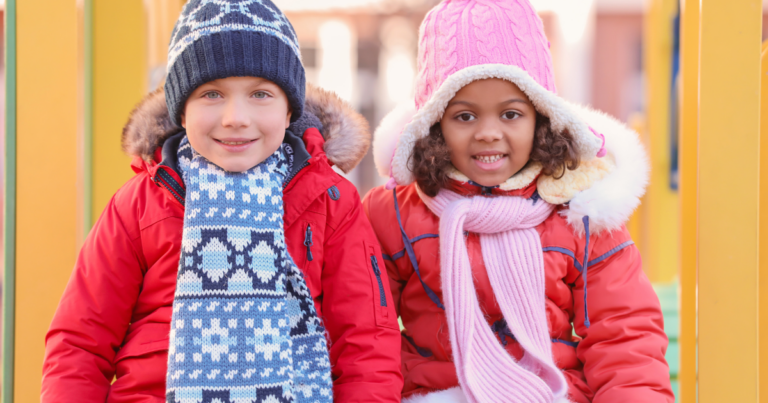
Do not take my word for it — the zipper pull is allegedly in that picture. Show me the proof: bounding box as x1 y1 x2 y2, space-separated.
304 224 313 261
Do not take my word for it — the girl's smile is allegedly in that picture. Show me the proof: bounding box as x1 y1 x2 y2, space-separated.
440 78 537 187
472 152 508 170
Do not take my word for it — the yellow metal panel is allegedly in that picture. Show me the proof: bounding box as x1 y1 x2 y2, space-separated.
15 0 79 400
627 112 646 252
760 39 768 403
643 0 679 284
679 0 699 400
92 0 147 225
698 1 761 401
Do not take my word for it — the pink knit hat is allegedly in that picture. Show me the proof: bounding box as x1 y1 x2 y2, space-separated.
374 0 605 187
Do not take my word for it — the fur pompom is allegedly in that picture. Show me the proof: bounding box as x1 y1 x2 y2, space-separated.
373 101 417 179
561 105 650 235
402 387 467 403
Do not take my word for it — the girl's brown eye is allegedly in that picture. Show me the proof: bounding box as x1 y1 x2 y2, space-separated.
457 113 475 122
503 111 520 120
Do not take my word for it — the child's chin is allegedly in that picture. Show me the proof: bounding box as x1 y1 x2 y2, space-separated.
215 158 264 173
466 173 506 188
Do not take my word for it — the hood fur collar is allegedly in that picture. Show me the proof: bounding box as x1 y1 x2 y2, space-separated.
122 83 371 173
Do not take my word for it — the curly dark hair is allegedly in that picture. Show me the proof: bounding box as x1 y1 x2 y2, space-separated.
410 113 580 197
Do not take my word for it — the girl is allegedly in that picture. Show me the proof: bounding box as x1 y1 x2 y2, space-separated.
363 0 673 402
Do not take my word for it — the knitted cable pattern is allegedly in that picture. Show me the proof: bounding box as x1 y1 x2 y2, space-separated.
166 137 332 403
419 188 569 403
495 0 554 91
414 0 557 111
416 1 461 109
470 1 500 64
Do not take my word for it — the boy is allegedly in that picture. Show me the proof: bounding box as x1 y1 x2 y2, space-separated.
41 1 402 402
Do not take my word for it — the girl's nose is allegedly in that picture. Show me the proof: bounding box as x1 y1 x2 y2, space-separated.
221 98 251 128
474 120 503 142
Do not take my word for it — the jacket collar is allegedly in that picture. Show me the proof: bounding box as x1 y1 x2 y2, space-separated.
445 177 539 199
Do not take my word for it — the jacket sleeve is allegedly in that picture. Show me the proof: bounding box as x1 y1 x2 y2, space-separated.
321 187 403 403
41 195 146 402
572 228 674 402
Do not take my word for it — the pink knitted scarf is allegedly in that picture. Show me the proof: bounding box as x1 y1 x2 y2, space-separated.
419 188 569 403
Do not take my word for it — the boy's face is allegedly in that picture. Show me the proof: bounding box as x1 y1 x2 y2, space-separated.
182 76 292 172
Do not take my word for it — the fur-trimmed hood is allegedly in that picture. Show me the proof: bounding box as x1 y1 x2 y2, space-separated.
121 83 371 173
373 99 649 235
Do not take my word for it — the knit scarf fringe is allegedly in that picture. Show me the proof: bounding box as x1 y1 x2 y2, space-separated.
165 137 333 403
418 187 568 403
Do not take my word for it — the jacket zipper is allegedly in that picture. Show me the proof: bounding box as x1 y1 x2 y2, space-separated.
284 161 310 187
304 224 314 262
370 255 387 307
154 170 185 206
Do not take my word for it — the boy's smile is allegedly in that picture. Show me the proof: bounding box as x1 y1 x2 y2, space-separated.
440 78 537 187
181 76 292 173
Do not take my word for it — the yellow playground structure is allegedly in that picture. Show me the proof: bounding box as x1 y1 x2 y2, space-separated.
1 0 767 401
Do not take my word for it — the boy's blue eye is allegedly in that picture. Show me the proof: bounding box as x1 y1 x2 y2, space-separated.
204 92 221 99
457 113 475 122
502 111 520 120
253 91 269 99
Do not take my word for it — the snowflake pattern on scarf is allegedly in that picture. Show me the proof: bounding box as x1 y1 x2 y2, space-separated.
166 137 332 403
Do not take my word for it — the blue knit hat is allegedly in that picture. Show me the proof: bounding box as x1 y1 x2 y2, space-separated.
165 0 305 125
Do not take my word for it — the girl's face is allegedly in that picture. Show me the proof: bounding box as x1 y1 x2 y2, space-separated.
440 78 536 187
182 76 292 172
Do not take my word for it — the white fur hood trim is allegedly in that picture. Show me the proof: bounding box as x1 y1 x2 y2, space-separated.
373 101 416 179
401 387 574 403
561 104 649 235
402 387 467 403
387 64 604 186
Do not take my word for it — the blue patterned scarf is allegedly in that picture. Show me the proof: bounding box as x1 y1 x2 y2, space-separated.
166 136 333 403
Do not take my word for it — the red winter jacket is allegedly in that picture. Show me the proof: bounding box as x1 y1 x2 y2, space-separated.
41 86 403 403
363 182 673 403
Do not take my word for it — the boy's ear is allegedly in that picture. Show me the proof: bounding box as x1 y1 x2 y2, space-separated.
285 108 292 129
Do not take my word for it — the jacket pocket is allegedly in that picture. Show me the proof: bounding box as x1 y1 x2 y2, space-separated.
365 241 399 330
114 338 168 362
114 323 169 363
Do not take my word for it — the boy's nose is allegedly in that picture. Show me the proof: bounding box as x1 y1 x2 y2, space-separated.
221 99 251 128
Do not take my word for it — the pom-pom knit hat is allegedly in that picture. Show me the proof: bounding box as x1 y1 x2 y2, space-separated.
164 0 305 125
375 0 606 188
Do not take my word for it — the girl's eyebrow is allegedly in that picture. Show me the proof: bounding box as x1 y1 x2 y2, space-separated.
500 98 530 105
447 99 476 108
447 98 530 108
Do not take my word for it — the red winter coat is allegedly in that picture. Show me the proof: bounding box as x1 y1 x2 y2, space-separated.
363 181 673 402
41 86 403 402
